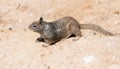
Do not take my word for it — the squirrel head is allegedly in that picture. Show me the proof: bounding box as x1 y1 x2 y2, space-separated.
28 17 45 32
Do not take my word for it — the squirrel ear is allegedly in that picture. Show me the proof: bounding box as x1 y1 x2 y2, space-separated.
40 17 43 21
39 17 43 23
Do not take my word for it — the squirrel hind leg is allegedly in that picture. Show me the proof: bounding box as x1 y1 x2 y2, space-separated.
72 30 82 41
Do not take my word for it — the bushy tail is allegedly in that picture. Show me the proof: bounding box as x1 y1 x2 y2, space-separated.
80 24 114 36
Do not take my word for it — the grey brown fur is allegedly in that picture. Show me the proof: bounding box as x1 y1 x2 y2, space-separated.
29 16 113 45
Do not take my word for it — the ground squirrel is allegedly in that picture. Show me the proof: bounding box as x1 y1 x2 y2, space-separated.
29 16 113 45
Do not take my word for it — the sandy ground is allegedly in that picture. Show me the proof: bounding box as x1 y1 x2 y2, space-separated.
0 0 120 69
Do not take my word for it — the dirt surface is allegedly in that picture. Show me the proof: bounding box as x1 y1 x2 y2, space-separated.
0 0 120 69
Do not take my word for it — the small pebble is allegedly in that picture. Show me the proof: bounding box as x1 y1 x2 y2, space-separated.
0 54 4 59
9 28 12 30
23 28 26 32
92 32 96 36
18 19 22 23
83 55 95 64
48 66 50 69
114 11 119 15
109 64 120 69
29 13 33 16
114 21 120 25
106 42 114 48
44 64 50 69
114 22 118 25
16 3 21 9
112 56 116 59
41 54 45 58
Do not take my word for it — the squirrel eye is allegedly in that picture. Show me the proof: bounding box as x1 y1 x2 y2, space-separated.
33 26 37 27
